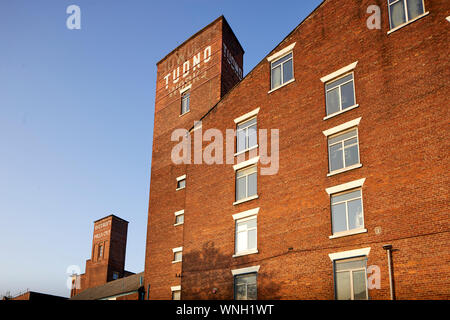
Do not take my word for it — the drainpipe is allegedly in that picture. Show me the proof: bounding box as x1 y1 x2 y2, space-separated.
382 244 395 300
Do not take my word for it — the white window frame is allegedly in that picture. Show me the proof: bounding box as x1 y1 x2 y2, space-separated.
324 72 357 118
236 116 258 155
172 247 183 263
326 178 367 239
233 164 258 205
387 0 428 34
327 128 362 176
334 257 369 300
233 213 258 257
329 188 366 238
267 43 296 93
171 286 181 300
176 174 186 191
328 248 370 300
174 210 184 226
180 90 190 116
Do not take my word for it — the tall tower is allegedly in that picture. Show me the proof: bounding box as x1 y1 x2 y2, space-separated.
71 215 129 296
144 16 244 299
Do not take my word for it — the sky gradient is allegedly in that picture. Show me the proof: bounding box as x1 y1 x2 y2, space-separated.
0 0 323 298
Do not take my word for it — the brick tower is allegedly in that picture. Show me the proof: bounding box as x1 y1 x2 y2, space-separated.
71 215 129 297
144 16 244 299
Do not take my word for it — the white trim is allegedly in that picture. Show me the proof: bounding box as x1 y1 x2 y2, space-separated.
175 187 185 191
231 265 260 276
446 16 450 23
387 12 430 35
328 247 371 261
179 85 192 95
171 286 181 292
174 210 184 216
329 228 368 239
233 156 259 171
322 117 362 137
172 247 183 252
176 175 186 182
233 249 259 258
268 78 295 94
327 164 362 177
234 108 260 124
233 195 259 206
326 178 366 195
266 43 296 62
232 207 260 220
179 110 190 117
234 144 259 157
321 62 358 83
323 104 359 120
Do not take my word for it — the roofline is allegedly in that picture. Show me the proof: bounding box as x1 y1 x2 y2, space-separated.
188 0 326 132
156 15 244 66
94 214 129 224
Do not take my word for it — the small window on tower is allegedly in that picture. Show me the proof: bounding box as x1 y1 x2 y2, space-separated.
98 244 104 259
112 272 119 280
181 91 190 115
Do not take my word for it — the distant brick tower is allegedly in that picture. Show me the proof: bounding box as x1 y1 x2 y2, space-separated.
71 215 129 297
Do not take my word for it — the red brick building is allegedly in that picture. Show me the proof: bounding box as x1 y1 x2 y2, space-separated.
144 0 450 300
70 215 142 299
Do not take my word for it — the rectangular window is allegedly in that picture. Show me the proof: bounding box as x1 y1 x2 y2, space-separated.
173 251 182 262
175 214 184 225
98 244 103 259
331 189 364 235
234 273 257 300
334 257 368 300
236 117 257 153
328 128 360 173
181 91 190 115
325 73 356 116
388 0 425 29
172 290 181 300
177 179 186 190
271 52 294 90
236 166 257 202
235 217 257 255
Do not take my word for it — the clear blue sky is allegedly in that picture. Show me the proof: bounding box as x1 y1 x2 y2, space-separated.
0 0 323 298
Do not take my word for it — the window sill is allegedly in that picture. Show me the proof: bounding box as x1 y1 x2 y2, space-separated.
172 260 182 264
268 78 295 94
327 164 362 177
387 12 430 35
234 145 258 157
233 195 259 206
329 228 367 239
179 110 190 117
233 249 259 258
175 187 185 191
173 222 184 227
323 104 359 120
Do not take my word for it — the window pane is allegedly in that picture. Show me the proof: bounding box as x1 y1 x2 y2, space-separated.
336 271 351 300
271 66 282 89
329 129 357 145
176 215 184 224
326 74 353 90
235 284 246 300
272 53 292 67
332 190 361 204
341 81 355 109
347 198 364 230
407 0 424 20
282 59 293 83
172 291 181 300
178 179 186 189
247 173 257 197
246 218 257 229
335 258 366 271
248 229 257 249
344 144 359 167
390 1 406 28
331 202 347 233
237 231 248 252
236 274 256 285
237 130 246 152
343 137 358 147
237 166 257 178
326 87 340 115
248 125 257 149
247 283 257 300
237 118 256 130
353 270 367 300
236 177 246 200
329 143 344 172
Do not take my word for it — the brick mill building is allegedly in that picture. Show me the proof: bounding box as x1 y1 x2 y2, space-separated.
143 0 449 300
